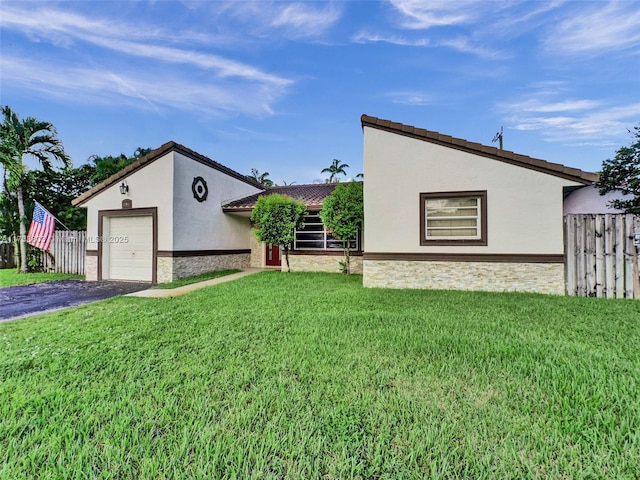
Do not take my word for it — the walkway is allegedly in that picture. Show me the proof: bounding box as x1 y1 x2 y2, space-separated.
126 268 264 298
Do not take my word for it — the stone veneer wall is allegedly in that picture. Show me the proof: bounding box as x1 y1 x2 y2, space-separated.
289 254 363 274
85 255 98 281
363 260 565 295
250 234 264 268
157 253 251 283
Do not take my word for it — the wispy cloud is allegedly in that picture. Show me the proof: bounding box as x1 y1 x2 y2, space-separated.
500 85 640 144
0 55 286 117
389 0 483 29
0 4 293 116
545 1 640 56
385 91 434 106
352 32 430 47
211 1 342 39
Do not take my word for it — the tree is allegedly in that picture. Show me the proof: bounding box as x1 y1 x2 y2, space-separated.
88 147 150 186
250 194 306 272
321 159 349 183
248 168 273 187
596 126 640 213
0 106 70 272
319 182 363 275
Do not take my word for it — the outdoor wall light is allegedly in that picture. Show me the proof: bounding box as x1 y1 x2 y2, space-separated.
119 181 129 195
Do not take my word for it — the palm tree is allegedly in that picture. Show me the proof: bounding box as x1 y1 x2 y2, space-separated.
249 168 273 187
321 159 349 183
0 106 70 272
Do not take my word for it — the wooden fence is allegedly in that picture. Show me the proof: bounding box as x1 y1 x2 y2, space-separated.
39 230 86 275
565 214 640 298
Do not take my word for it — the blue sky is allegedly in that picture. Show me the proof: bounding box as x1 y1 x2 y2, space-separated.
1 1 639 185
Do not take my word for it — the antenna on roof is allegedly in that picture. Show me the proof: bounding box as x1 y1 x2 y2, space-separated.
492 126 504 150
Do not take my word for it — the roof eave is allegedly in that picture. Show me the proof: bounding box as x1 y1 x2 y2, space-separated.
361 114 598 186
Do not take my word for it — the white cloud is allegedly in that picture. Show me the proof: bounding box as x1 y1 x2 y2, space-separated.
208 1 341 39
0 55 287 117
386 91 434 106
270 2 341 37
0 3 294 117
352 32 430 47
545 1 640 56
0 5 291 87
501 88 640 143
389 0 483 29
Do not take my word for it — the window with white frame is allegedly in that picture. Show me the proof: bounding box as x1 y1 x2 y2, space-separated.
420 191 487 245
294 213 359 250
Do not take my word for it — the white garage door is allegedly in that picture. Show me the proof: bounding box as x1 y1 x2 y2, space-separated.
106 215 153 281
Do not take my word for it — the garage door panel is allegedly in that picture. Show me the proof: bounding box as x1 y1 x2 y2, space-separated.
106 215 153 281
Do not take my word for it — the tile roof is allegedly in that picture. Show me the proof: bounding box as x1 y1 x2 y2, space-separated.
222 183 343 212
361 114 598 185
72 141 262 206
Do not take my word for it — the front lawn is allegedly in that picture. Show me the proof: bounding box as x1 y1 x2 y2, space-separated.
0 269 83 287
1 272 639 478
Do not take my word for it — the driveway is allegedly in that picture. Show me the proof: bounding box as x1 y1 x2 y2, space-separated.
0 280 151 322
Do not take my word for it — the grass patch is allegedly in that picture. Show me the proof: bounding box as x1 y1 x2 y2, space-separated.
0 269 83 287
153 269 241 289
1 271 639 478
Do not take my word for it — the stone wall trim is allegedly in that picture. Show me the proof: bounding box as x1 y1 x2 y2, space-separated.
363 259 565 295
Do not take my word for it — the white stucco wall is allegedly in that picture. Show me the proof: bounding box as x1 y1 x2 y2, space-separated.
363 128 583 255
563 185 628 214
172 152 262 250
83 152 174 251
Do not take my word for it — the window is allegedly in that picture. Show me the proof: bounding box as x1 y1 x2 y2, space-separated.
294 213 359 251
420 191 487 246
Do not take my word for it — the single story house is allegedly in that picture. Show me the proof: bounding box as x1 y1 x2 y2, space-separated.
360 114 598 294
72 142 361 283
73 114 600 294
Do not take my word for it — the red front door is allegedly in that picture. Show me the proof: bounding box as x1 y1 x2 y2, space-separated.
265 244 281 267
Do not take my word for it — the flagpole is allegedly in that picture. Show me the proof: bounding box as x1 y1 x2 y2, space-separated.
34 200 71 231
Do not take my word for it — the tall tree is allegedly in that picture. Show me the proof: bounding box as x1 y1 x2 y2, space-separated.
88 147 150 186
250 194 306 272
319 182 363 274
248 168 274 187
321 159 350 183
0 106 70 272
596 125 640 213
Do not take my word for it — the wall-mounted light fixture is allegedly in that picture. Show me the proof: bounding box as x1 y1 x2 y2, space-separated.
119 181 129 195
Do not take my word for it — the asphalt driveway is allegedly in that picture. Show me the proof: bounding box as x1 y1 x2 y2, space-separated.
0 280 151 322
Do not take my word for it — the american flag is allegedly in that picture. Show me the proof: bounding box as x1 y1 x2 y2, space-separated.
27 203 55 251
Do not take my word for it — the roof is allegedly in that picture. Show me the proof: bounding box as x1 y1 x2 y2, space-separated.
222 183 342 212
361 114 598 185
72 141 263 206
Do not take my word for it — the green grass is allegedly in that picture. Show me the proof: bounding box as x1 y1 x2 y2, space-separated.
153 269 241 289
1 272 639 479
0 269 83 287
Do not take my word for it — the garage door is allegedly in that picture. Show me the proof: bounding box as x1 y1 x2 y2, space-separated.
106 215 153 281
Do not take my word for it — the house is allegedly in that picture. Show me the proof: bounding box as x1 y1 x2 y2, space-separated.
563 184 629 214
360 114 598 294
72 142 361 283
72 142 264 283
73 114 600 294
222 183 363 274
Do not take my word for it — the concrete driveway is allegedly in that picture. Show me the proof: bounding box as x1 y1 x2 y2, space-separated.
0 280 151 322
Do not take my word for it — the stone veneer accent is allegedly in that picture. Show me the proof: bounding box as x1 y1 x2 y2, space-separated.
157 254 251 283
289 254 363 274
85 255 98 281
250 234 264 268
363 260 564 295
